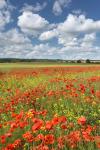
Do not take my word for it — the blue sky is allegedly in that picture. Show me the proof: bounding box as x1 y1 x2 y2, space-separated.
0 0 100 60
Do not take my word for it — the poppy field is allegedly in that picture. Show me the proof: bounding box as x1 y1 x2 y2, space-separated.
0 64 100 150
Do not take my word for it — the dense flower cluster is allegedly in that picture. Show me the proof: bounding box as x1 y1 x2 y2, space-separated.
0 66 100 150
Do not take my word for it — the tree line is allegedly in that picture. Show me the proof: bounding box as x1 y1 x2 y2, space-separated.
0 58 100 64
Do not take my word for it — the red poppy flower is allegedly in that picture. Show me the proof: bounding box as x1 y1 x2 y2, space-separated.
0 124 2 128
1 135 6 144
32 119 43 131
52 117 59 126
19 121 27 129
96 90 100 98
35 134 44 141
4 144 14 150
36 144 49 150
5 133 12 138
44 134 55 145
23 131 34 142
78 116 86 125
59 116 67 123
13 139 21 148
45 121 53 130
94 136 100 148
57 137 65 149
61 124 67 130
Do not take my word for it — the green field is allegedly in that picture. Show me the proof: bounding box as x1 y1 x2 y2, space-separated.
0 62 99 69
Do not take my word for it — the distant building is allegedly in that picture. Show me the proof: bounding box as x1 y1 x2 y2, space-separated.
90 60 100 63
66 59 100 63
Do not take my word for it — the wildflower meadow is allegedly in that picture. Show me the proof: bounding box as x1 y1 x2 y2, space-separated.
0 65 100 150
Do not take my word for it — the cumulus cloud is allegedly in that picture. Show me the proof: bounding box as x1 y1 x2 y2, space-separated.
0 9 100 60
0 0 7 9
53 0 71 15
58 14 100 33
0 28 32 58
57 14 100 50
0 10 11 30
0 29 99 59
21 2 47 13
59 45 100 60
81 33 96 48
38 13 100 59
0 30 60 59
0 28 31 45
0 27 60 59
0 0 15 30
26 43 60 59
39 29 58 41
18 11 49 36
40 14 100 46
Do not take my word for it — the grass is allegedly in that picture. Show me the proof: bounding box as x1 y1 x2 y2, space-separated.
0 62 99 69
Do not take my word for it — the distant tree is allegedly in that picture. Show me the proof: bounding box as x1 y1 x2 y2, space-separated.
86 59 91 63
77 60 81 63
70 60 75 63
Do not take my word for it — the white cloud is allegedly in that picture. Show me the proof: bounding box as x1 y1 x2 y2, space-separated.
72 9 85 15
53 1 62 16
0 28 32 58
0 10 11 30
0 31 60 59
0 9 100 60
0 27 60 59
81 33 96 48
0 28 99 59
18 11 49 36
59 45 100 60
58 32 79 47
58 14 100 33
38 13 100 60
40 14 100 47
53 0 71 15
25 43 60 59
0 28 31 45
0 0 7 9
39 29 58 41
0 0 15 30
0 28 31 58
21 2 47 13
57 14 100 49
